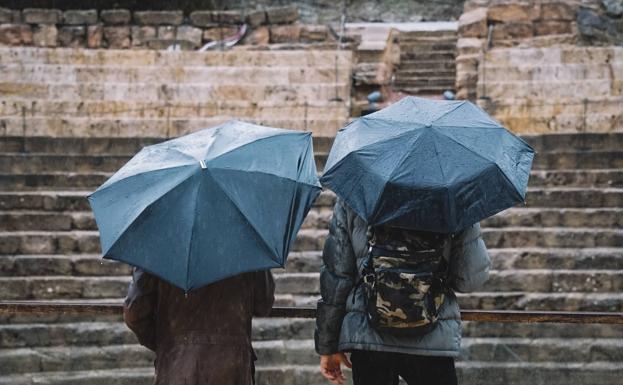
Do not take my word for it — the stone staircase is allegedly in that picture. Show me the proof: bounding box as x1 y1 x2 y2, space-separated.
393 28 457 96
0 131 622 384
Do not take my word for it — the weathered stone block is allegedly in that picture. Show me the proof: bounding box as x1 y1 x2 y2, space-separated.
0 7 12 23
458 7 488 38
157 25 176 40
577 7 623 45
246 10 266 27
134 11 183 25
131 25 156 46
189 11 213 27
270 24 301 43
488 3 537 22
0 24 32 45
176 25 202 48
242 26 269 45
103 26 130 49
63 9 98 25
210 10 243 24
541 2 575 21
300 25 328 42
492 22 533 40
603 0 623 17
58 26 85 47
23 8 61 24
33 24 57 47
100 9 130 25
87 24 103 47
457 37 483 55
535 20 572 36
266 6 299 24
203 26 238 42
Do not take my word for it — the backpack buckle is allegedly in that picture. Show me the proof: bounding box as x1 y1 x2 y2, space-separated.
363 273 375 284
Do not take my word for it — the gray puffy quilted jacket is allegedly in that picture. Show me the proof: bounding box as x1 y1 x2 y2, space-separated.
314 198 490 356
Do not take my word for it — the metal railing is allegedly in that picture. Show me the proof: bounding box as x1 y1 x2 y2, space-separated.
1 301 622 324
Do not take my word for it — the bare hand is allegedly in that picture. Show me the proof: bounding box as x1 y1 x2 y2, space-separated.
320 353 352 385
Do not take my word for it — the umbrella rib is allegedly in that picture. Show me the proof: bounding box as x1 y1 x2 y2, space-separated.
93 164 194 196
207 170 282 264
431 127 498 165
429 100 467 125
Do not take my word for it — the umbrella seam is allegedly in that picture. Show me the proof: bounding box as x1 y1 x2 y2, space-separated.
322 128 419 181
207 169 283 264
209 167 320 189
430 100 467 125
184 173 203 292
204 130 309 164
368 132 427 224
431 127 499 166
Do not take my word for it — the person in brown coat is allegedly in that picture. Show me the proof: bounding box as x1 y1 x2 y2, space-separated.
124 267 275 385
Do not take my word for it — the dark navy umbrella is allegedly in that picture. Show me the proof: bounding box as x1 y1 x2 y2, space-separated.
89 120 321 291
320 97 534 233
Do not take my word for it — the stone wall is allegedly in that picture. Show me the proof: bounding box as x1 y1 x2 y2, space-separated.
1 1 466 23
0 47 352 137
0 6 333 49
455 0 623 133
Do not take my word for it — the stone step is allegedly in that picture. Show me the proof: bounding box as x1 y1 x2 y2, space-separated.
0 190 335 212
0 114 348 138
7 168 622 190
393 77 456 87
399 30 457 40
3 318 623 351
0 250 323 277
0 47 353 68
0 153 333 177
490 247 623 270
398 42 457 52
1 362 623 385
479 63 623 83
1 268 622 301
483 208 623 228
0 64 352 86
2 205 621 233
394 68 456 78
400 51 456 61
1 337 621 377
2 149 620 175
456 292 623 312
2 248 622 280
2 133 619 154
398 60 456 70
395 86 454 95
0 99 349 121
1 225 622 256
0 82 351 105
481 80 615 101
0 136 337 155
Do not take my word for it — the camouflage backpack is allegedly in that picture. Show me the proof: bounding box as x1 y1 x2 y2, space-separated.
358 226 452 335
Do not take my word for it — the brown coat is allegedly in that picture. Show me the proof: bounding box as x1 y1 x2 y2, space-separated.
124 268 275 385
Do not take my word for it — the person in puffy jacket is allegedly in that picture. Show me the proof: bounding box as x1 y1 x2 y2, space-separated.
315 198 490 385
124 268 275 385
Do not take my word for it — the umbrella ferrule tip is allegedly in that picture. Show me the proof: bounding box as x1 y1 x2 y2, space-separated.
199 160 207 169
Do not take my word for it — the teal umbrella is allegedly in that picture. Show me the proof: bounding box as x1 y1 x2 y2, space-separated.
89 120 321 291
321 96 534 233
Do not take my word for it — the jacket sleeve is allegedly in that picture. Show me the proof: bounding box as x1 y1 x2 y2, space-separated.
448 223 491 293
123 268 158 352
315 200 358 355
253 270 276 317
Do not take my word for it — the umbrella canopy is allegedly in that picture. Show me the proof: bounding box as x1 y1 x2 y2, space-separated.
89 120 321 291
320 96 534 233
